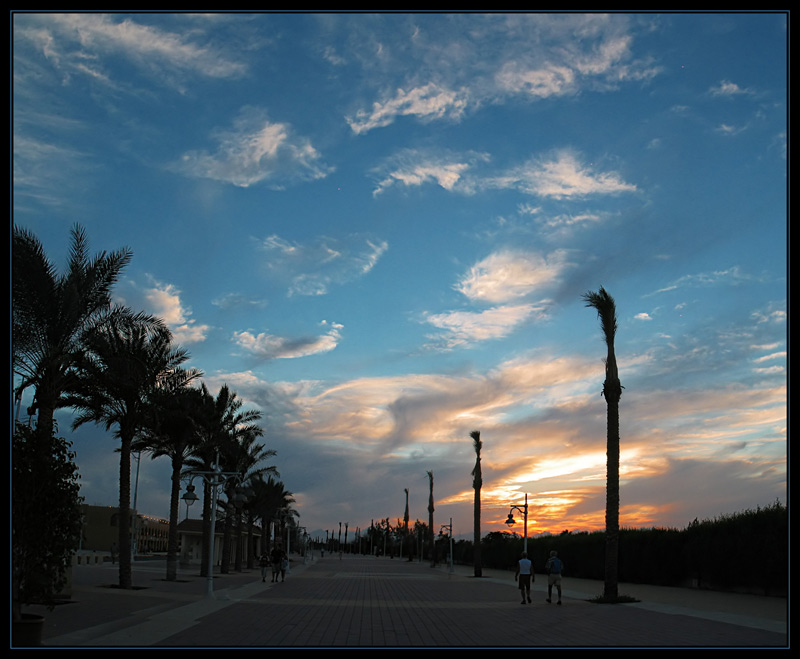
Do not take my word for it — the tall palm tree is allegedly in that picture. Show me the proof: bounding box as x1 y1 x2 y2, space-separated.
133 379 203 581
64 313 191 589
470 430 483 578
426 471 435 565
403 488 410 559
248 475 294 555
186 383 265 576
583 287 623 601
12 224 133 439
218 430 276 573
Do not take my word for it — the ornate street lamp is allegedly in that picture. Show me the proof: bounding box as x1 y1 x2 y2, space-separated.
505 493 529 553
182 457 245 598
439 518 454 574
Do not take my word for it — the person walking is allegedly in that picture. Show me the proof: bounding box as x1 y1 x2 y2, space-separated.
270 544 286 583
514 552 534 604
545 550 563 605
259 552 270 582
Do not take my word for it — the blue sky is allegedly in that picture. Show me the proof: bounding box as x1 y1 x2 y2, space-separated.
13 12 787 541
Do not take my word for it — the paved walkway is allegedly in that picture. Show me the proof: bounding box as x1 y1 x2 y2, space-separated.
22 554 788 648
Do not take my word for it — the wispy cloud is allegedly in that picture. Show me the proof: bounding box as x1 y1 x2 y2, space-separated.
138 277 210 345
650 265 770 295
258 233 388 296
496 150 637 199
347 82 470 134
373 148 637 200
345 14 660 134
176 107 333 188
709 80 754 97
457 248 575 304
16 13 247 83
371 149 488 196
423 303 546 350
233 320 343 360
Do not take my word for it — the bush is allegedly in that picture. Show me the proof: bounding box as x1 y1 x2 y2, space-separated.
12 422 83 619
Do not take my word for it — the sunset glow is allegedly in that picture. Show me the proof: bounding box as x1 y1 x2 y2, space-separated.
13 12 786 541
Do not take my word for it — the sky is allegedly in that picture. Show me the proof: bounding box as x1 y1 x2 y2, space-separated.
12 12 787 542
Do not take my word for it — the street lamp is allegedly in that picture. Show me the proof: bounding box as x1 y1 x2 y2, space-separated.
505 493 529 553
182 458 245 598
439 518 454 574
181 482 198 520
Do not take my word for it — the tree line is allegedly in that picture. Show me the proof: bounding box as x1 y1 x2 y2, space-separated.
12 224 292 607
447 501 787 596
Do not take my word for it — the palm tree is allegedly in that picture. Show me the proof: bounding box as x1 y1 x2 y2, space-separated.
186 383 265 576
218 430 276 573
12 224 133 439
132 379 203 581
64 312 191 589
249 476 294 554
403 488 410 559
583 287 623 601
470 430 483 577
426 471 435 565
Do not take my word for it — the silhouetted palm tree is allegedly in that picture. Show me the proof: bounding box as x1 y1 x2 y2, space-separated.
403 488 410 559
133 379 203 581
186 383 265 576
65 314 191 588
471 430 483 577
426 470 435 565
246 474 293 559
218 430 275 572
12 224 133 439
583 287 623 601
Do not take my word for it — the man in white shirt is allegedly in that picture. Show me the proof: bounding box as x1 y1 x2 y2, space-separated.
514 552 533 604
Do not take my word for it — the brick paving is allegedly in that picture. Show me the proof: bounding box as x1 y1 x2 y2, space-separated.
28 554 788 648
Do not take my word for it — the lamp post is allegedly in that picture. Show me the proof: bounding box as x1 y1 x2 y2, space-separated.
182 458 244 598
181 482 198 520
439 518 454 574
505 493 529 553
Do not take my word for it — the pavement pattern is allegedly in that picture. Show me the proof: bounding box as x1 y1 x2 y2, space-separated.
19 553 788 648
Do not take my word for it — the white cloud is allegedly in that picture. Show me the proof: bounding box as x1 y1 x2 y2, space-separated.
141 278 210 345
233 321 343 360
457 248 574 304
424 303 545 349
19 13 247 81
709 80 753 97
347 82 470 134
178 107 333 188
501 150 637 199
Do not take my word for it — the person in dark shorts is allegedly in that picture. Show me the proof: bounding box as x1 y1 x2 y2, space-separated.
514 552 533 604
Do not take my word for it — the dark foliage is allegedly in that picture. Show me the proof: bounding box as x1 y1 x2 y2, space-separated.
452 502 787 595
12 422 83 617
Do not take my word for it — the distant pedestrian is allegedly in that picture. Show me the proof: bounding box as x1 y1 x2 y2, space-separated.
270 545 286 583
259 552 270 582
545 550 563 605
110 542 118 564
514 552 533 604
280 555 290 581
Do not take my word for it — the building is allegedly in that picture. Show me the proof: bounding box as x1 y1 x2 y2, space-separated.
79 504 168 555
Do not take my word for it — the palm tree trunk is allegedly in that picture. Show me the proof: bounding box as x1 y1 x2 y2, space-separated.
427 471 435 565
200 484 211 577
118 434 133 589
471 431 482 578
166 456 182 581
603 366 622 600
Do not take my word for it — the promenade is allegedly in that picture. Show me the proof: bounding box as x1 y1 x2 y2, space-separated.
21 553 788 648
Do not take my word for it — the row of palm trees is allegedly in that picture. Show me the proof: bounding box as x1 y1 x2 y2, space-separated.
12 224 296 588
